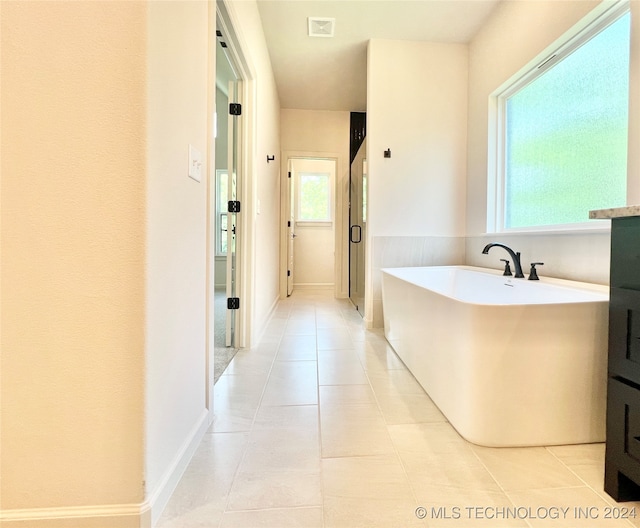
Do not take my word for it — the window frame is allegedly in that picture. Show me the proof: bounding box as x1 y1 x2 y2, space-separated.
488 0 630 234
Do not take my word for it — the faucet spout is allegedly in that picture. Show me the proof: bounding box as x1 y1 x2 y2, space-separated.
482 243 525 278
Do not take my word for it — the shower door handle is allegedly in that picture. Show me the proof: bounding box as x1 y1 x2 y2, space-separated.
350 225 362 244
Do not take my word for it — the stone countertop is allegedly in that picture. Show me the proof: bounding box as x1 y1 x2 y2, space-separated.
589 205 640 219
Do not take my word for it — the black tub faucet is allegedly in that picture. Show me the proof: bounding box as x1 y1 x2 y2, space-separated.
500 259 512 276
482 243 525 278
528 262 544 280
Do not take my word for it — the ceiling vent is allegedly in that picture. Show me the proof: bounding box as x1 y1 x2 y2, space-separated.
308 17 335 38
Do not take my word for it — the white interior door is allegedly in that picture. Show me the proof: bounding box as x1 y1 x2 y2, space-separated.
225 80 241 347
291 158 336 289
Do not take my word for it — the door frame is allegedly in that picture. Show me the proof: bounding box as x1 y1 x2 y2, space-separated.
279 151 344 299
207 0 256 414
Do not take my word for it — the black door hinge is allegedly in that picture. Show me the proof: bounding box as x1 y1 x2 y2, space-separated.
288 171 291 178
287 270 291 277
229 103 242 116
227 297 240 310
228 200 241 213
287 220 291 227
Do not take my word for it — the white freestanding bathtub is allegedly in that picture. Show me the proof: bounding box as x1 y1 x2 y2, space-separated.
381 266 609 447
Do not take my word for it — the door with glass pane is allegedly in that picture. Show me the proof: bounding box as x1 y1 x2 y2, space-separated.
225 80 241 347
289 158 335 290
349 139 366 316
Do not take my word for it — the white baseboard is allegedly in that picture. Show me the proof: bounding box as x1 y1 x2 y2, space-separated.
145 408 211 526
253 294 280 347
364 315 376 329
0 409 211 528
293 283 334 290
0 503 151 528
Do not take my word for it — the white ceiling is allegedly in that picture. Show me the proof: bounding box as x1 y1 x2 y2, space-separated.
256 0 502 112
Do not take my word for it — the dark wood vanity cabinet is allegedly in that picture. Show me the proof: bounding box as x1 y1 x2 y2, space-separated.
605 216 640 501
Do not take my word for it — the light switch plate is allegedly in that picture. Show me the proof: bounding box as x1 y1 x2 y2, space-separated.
188 144 202 182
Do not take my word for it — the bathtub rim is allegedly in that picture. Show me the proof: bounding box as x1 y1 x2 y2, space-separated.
381 265 608 306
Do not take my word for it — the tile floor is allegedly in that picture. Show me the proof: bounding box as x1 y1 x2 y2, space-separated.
157 289 640 528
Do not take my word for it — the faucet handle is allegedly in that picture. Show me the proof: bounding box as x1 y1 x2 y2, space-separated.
528 262 544 281
500 259 512 276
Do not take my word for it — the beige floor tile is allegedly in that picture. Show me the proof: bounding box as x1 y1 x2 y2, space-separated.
318 349 369 385
277 334 317 361
323 497 426 528
547 444 607 493
507 486 635 527
342 307 365 320
241 427 320 473
346 325 367 342
221 348 274 377
319 384 377 406
209 374 265 432
162 289 628 528
316 313 347 328
367 369 427 396
619 502 640 528
390 424 501 492
226 468 323 511
320 403 395 457
322 454 414 499
389 422 470 458
471 445 585 491
322 454 424 527
157 433 248 527
317 328 354 350
156 502 225 528
287 313 316 324
219 507 323 527
284 319 317 336
412 487 527 528
262 318 288 335
261 361 318 406
376 390 447 425
355 343 406 373
407 455 504 493
572 463 607 495
253 404 319 430
547 443 606 465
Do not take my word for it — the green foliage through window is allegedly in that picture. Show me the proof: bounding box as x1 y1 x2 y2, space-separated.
298 173 330 221
504 11 630 229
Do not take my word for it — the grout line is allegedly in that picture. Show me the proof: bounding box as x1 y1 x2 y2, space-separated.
218 295 289 521
543 446 640 527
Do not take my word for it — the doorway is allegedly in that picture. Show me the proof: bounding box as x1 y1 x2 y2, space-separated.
349 139 367 316
213 15 242 382
286 157 337 294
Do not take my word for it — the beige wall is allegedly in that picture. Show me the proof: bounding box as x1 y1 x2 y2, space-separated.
145 0 210 522
367 39 468 238
366 39 468 326
1 0 215 525
1 0 147 524
464 0 638 285
280 109 350 297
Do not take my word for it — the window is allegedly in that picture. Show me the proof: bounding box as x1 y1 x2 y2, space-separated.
297 172 331 222
492 5 630 231
216 170 228 255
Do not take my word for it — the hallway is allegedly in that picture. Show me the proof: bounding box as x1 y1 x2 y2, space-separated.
157 290 635 528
